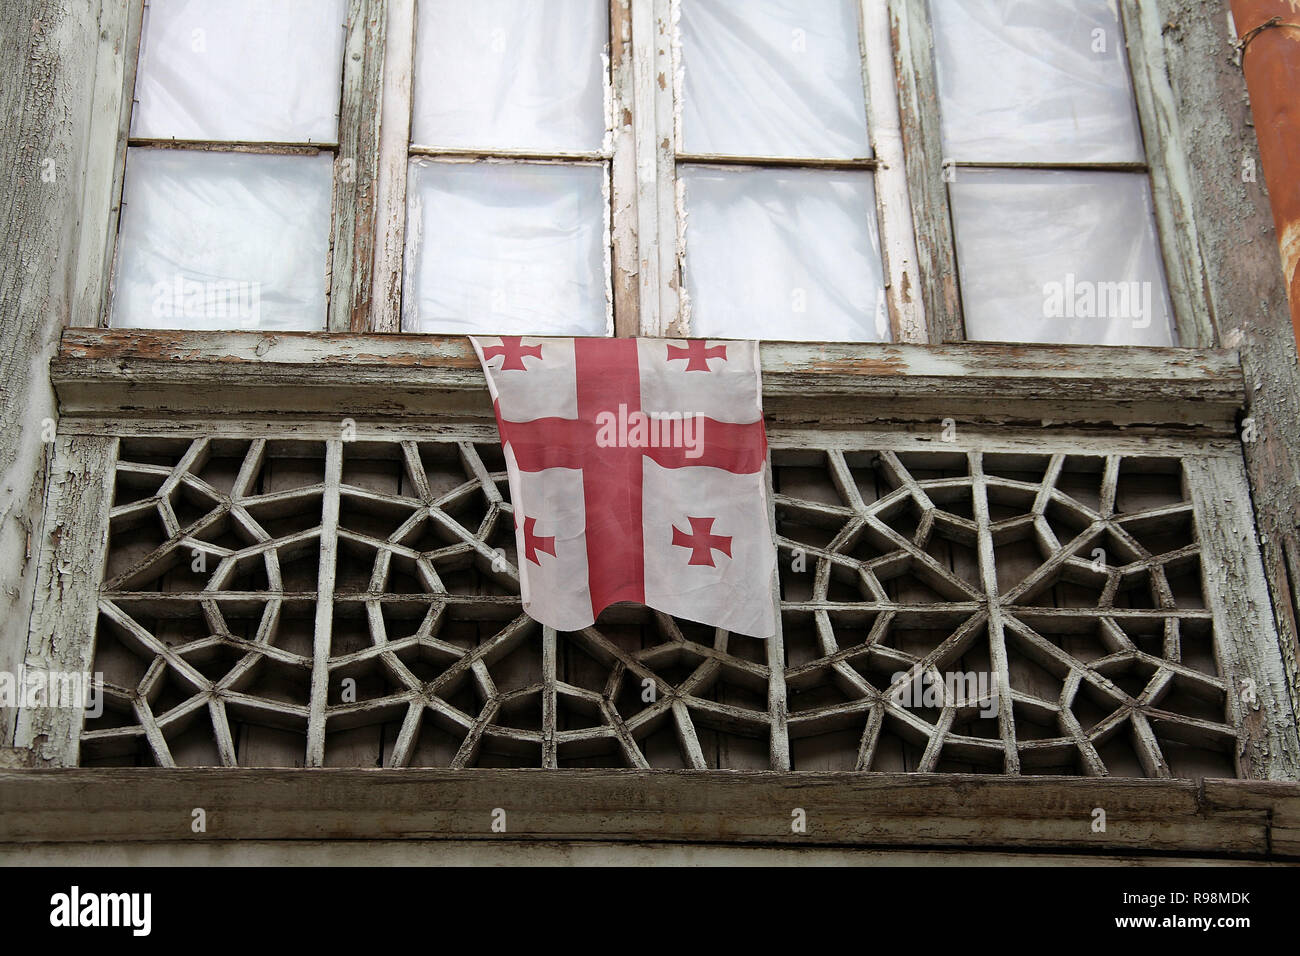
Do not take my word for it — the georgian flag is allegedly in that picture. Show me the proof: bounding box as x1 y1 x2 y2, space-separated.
472 336 777 638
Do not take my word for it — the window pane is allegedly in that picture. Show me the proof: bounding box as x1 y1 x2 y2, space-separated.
683 166 887 342
402 161 607 335
132 0 348 143
111 149 332 331
411 0 608 152
680 0 870 159
930 0 1144 163
951 169 1175 346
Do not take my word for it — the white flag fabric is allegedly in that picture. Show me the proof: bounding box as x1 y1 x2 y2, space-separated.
472 336 777 638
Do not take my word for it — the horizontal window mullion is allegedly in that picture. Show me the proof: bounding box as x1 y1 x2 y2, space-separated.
950 160 1150 173
408 146 610 164
127 138 336 156
675 153 877 172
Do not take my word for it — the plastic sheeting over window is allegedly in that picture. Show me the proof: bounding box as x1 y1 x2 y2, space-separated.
950 169 1175 346
682 166 888 342
929 0 1145 163
680 0 871 159
402 160 608 335
411 0 608 152
110 149 333 331
131 0 348 143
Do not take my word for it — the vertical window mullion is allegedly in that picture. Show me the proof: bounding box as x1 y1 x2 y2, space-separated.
610 0 641 337
371 0 417 334
1118 1 1215 349
630 0 674 336
665 0 688 337
889 0 963 343
84 0 146 329
328 0 388 332
859 0 926 344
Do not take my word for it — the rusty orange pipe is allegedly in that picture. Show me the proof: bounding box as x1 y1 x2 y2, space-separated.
1231 1 1300 353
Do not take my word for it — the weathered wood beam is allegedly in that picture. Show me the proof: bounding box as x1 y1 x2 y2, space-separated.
369 0 415 333
12 437 117 765
1120 0 1216 349
1156 0 1300 732
1186 456 1300 780
0 769 1296 859
888 0 961 344
609 0 639 337
0 0 109 750
859 0 926 344
70 0 142 329
52 330 1245 432
1203 778 1300 858
327 0 386 332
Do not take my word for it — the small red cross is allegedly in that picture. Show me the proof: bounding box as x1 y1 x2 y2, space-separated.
518 515 556 565
667 340 727 372
483 336 544 371
671 516 733 567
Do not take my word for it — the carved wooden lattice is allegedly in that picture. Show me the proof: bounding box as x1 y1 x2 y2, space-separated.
83 438 1236 777
774 448 1230 778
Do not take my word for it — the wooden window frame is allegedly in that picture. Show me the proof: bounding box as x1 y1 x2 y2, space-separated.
890 0 1216 347
76 0 1213 347
370 0 624 336
636 0 927 342
81 0 385 334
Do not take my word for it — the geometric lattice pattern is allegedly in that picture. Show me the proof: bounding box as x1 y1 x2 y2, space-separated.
776 448 1232 779
83 439 1236 778
86 437 774 770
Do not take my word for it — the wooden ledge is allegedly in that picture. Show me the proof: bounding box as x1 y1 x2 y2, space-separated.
0 769 1295 860
52 329 1245 431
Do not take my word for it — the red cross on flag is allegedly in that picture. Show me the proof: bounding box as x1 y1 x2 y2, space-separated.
472 336 777 638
